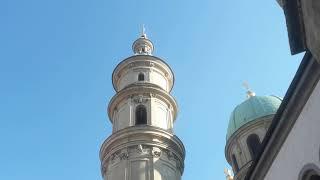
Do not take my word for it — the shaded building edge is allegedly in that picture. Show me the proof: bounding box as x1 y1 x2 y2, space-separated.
244 0 320 179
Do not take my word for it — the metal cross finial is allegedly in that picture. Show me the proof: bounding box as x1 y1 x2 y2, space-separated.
242 81 256 98
142 24 145 34
242 81 250 91
141 24 147 38
224 168 234 180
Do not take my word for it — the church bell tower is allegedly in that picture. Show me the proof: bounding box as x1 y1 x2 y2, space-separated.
99 30 185 180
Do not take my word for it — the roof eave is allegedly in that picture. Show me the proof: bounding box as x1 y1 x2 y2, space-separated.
282 0 307 54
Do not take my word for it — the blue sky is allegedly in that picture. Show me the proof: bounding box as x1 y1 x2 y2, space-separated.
0 0 303 179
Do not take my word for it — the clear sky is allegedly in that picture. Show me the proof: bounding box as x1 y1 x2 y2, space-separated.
0 0 303 179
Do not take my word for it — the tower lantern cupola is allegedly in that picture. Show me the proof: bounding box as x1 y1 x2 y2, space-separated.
132 33 154 55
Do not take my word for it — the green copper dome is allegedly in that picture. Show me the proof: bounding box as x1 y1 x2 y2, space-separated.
226 95 282 140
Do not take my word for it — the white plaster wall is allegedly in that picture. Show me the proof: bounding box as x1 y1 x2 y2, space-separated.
116 102 131 130
106 161 127 180
264 81 320 180
149 70 168 91
154 159 179 180
151 98 172 130
130 159 150 180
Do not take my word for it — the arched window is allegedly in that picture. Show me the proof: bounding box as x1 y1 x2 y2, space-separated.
302 170 320 180
232 154 239 173
309 175 320 180
135 105 147 125
246 134 261 159
300 164 320 180
138 73 144 81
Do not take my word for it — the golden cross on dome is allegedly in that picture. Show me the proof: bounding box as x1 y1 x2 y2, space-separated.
243 81 250 91
242 81 256 98
224 168 234 180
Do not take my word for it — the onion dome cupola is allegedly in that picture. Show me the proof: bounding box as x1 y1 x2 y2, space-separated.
225 89 282 180
226 95 282 140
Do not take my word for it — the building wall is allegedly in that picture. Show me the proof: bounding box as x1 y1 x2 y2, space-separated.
264 80 320 179
301 0 320 62
151 98 173 130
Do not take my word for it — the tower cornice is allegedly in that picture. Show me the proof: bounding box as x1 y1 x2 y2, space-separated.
100 126 185 160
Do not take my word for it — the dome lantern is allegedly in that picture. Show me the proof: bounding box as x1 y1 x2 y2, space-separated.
132 26 154 55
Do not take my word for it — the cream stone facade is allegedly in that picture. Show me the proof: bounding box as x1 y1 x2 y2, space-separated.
100 32 185 180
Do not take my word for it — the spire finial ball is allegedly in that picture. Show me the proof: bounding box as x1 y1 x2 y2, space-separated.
132 26 154 55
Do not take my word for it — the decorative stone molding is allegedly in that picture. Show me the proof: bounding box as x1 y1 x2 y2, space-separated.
132 95 149 104
152 147 162 158
119 152 129 160
165 150 174 160
136 144 148 154
105 146 174 163
105 145 174 161
100 140 185 176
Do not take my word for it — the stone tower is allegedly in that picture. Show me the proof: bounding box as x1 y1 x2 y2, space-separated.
100 31 185 180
